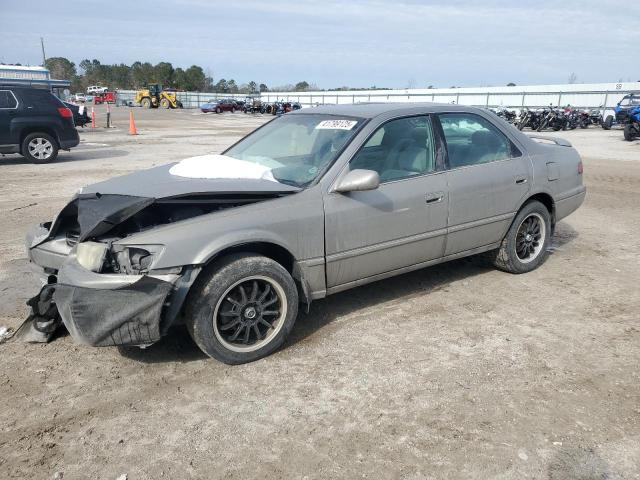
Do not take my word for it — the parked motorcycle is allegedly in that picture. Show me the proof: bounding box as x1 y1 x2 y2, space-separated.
494 108 517 123
517 108 542 130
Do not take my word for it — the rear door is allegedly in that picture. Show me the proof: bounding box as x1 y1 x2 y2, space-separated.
323 114 449 289
437 112 531 255
0 89 19 146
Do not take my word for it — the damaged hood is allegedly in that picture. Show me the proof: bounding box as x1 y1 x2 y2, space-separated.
82 155 300 198
38 155 300 245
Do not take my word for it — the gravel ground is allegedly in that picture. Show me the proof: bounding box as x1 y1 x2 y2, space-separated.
0 106 639 479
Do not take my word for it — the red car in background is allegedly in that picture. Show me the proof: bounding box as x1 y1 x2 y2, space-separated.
200 98 238 113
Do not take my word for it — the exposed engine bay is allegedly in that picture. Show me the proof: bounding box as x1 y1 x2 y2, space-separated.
41 191 294 275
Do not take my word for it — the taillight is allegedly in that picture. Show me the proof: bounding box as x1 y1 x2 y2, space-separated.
58 107 73 118
578 161 583 175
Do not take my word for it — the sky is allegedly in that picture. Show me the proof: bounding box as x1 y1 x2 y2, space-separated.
1 0 638 89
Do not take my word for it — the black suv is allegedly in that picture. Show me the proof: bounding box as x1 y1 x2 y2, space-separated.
0 86 80 163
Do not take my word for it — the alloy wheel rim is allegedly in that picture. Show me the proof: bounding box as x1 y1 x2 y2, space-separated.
28 138 53 160
213 275 287 353
515 213 546 263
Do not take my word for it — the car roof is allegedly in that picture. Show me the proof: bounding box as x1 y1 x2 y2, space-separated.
288 102 482 119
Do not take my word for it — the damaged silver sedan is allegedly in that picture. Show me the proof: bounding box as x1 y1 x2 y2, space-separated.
25 104 586 364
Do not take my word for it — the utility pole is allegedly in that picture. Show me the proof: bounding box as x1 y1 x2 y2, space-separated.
40 37 46 66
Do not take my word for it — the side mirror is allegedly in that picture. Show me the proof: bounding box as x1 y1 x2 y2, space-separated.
334 169 380 193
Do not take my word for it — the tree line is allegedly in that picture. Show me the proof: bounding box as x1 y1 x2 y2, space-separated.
37 57 400 93
43 57 272 94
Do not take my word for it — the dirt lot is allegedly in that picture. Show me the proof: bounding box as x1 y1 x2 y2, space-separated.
1 106 639 479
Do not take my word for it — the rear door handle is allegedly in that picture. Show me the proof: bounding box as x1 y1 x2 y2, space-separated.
515 176 528 184
425 192 444 204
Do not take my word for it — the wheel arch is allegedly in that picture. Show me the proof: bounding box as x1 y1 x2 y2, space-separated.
19 127 60 152
205 241 295 273
194 240 312 307
520 191 556 230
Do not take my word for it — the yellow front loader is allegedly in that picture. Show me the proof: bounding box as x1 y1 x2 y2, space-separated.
134 84 183 109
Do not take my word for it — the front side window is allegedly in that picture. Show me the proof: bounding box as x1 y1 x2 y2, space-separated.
225 114 364 187
350 115 436 182
439 113 514 168
0 90 17 109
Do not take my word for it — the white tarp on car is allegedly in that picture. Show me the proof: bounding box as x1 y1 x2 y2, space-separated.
169 154 278 182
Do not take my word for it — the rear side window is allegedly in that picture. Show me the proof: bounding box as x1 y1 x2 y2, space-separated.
0 90 18 109
439 113 520 169
21 88 62 111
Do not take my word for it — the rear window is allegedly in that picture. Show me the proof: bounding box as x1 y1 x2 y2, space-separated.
0 90 18 109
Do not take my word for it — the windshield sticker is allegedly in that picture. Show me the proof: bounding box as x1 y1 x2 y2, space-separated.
315 120 358 130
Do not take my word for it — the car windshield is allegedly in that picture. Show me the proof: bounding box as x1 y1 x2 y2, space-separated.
224 114 365 187
621 96 640 106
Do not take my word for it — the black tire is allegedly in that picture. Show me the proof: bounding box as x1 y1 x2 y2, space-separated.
216 107 222 114
231 107 236 113
21 132 59 164
141 98 152 108
602 115 613 130
485 200 552 274
624 124 637 141
185 253 299 364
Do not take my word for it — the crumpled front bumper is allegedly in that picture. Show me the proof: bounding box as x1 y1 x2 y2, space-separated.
27 222 186 347
54 256 175 347
55 275 172 347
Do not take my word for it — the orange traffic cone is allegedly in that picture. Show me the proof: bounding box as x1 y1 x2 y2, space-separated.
128 109 137 135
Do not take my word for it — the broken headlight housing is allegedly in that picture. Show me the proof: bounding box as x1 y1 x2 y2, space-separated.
109 244 164 274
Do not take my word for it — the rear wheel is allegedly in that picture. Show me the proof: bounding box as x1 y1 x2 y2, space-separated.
602 115 613 130
185 254 299 364
22 133 58 163
141 97 152 108
216 107 222 114
486 200 551 274
160 98 171 109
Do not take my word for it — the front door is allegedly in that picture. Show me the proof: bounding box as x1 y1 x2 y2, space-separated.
437 112 532 255
324 115 449 289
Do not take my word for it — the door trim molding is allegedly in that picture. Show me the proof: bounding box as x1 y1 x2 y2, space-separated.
326 227 447 263
447 212 515 234
326 241 501 295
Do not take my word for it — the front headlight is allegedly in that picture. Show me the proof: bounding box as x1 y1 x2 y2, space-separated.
76 241 108 272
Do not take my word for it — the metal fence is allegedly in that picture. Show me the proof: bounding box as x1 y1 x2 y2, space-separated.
261 89 640 115
113 87 640 115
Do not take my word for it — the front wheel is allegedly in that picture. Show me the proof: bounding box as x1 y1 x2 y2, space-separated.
624 124 638 141
160 98 171 109
22 133 59 163
141 98 152 108
486 200 551 274
185 254 299 364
